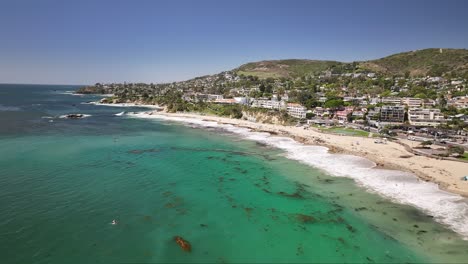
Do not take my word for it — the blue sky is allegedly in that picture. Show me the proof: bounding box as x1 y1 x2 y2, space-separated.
0 0 467 84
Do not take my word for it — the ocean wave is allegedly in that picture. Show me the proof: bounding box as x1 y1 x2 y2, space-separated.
0 104 21 111
56 91 83 96
127 112 468 240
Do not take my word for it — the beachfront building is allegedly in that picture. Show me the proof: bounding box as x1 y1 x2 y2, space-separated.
335 107 354 123
380 105 405 124
233 97 249 105
251 99 285 110
408 108 446 127
313 107 331 117
286 103 307 119
352 109 365 119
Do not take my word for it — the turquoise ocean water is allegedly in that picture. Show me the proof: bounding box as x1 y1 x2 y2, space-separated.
1 84 468 263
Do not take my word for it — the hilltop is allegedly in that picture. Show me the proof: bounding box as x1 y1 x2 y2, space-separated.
235 59 344 79
233 48 468 78
359 48 468 77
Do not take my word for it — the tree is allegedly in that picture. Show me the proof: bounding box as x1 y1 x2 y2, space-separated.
409 85 426 97
443 105 459 116
414 93 427 99
324 99 344 109
297 90 313 106
380 90 392 97
448 145 465 155
306 112 315 119
438 96 447 108
259 84 266 93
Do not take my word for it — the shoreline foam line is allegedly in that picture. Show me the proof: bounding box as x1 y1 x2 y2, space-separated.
127 111 468 240
84 102 162 109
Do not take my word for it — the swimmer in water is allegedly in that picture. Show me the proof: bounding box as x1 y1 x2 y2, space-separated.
111 219 117 225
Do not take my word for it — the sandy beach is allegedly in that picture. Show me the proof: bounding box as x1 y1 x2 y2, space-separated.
147 111 468 197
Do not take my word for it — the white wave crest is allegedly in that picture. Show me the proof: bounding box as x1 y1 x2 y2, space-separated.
0 104 21 111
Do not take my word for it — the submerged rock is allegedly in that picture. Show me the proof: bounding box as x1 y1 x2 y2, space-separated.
294 213 316 223
277 191 304 199
65 114 85 119
127 148 159 154
174 236 191 252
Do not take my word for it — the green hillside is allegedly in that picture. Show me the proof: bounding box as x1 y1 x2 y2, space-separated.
233 49 468 79
359 48 468 77
235 59 343 78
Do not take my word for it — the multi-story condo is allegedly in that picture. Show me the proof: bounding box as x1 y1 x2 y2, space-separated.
287 103 307 119
380 106 405 123
251 99 285 110
408 108 446 127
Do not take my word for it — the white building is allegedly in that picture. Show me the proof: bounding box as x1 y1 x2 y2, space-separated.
208 94 224 101
401 97 422 108
408 108 446 127
233 97 249 105
287 103 307 119
381 97 402 105
251 99 285 110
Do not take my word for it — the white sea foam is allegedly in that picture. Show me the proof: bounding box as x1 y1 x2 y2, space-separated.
126 111 468 239
0 104 21 111
86 102 162 109
57 91 83 96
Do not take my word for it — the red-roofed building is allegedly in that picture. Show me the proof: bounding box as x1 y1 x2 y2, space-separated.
335 107 353 122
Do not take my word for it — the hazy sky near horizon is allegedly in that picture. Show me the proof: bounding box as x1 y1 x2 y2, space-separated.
1 0 467 84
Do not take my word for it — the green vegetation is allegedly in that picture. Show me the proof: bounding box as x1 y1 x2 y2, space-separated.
359 48 468 77
421 140 433 147
448 145 465 156
459 153 468 161
236 70 283 79
236 59 343 78
235 49 468 80
76 85 109 94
